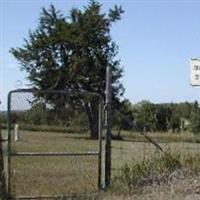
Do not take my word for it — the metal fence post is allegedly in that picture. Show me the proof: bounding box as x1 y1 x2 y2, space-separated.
98 98 103 189
105 65 112 188
0 122 6 198
7 92 11 197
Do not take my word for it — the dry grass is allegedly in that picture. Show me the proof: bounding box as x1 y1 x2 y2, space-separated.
100 175 200 200
11 156 98 196
1 129 200 199
101 151 200 200
111 139 200 174
113 130 200 143
4 130 99 197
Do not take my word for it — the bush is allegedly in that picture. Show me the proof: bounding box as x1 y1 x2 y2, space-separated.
112 150 200 193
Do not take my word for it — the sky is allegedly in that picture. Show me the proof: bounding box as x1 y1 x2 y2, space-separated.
0 0 200 110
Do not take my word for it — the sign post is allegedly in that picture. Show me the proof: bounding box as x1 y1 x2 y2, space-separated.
190 58 200 86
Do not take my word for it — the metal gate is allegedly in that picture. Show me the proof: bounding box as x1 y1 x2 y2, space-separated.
7 89 103 199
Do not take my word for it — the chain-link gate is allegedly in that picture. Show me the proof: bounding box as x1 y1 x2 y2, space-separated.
7 89 104 199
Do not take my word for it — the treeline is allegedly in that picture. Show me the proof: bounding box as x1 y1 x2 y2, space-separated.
1 100 200 135
113 100 200 135
0 103 89 132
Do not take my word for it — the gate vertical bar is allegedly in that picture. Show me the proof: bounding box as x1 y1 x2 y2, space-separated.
98 97 103 189
105 65 112 188
7 92 12 197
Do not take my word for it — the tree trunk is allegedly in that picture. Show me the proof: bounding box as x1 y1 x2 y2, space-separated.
89 116 98 139
85 100 99 139
117 126 121 138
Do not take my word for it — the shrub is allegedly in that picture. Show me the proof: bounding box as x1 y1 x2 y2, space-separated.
112 150 200 193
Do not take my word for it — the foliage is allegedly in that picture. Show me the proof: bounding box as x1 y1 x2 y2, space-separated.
10 0 124 139
134 101 156 132
113 100 198 134
112 99 134 137
6 102 89 132
0 112 6 124
116 151 181 188
1 100 199 135
190 101 200 135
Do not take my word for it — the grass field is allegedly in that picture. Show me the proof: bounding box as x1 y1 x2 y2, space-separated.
2 130 99 197
1 129 200 199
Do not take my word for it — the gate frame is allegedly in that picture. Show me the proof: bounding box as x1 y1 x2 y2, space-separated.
7 89 104 199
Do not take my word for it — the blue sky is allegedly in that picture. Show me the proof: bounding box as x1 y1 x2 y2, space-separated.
0 0 200 110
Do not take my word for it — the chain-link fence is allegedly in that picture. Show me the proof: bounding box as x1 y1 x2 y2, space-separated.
6 89 103 199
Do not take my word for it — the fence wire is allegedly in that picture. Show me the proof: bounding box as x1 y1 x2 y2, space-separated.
111 109 200 197
7 89 103 199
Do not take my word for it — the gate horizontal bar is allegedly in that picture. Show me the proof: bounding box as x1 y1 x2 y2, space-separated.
8 88 103 99
11 151 99 156
0 139 8 142
9 192 98 199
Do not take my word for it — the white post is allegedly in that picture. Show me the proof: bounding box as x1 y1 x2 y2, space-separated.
14 124 20 142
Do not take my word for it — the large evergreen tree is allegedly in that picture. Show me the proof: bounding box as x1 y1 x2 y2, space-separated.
10 1 124 139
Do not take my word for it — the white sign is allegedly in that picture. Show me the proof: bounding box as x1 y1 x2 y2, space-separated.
191 58 200 86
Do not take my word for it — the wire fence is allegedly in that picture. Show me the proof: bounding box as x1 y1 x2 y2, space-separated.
110 110 200 194
6 89 103 199
111 132 200 169
2 89 200 198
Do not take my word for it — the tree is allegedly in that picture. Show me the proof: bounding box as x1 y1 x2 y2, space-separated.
154 105 169 132
167 103 181 133
112 99 134 137
10 1 124 139
24 103 48 125
190 101 200 135
136 101 156 132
